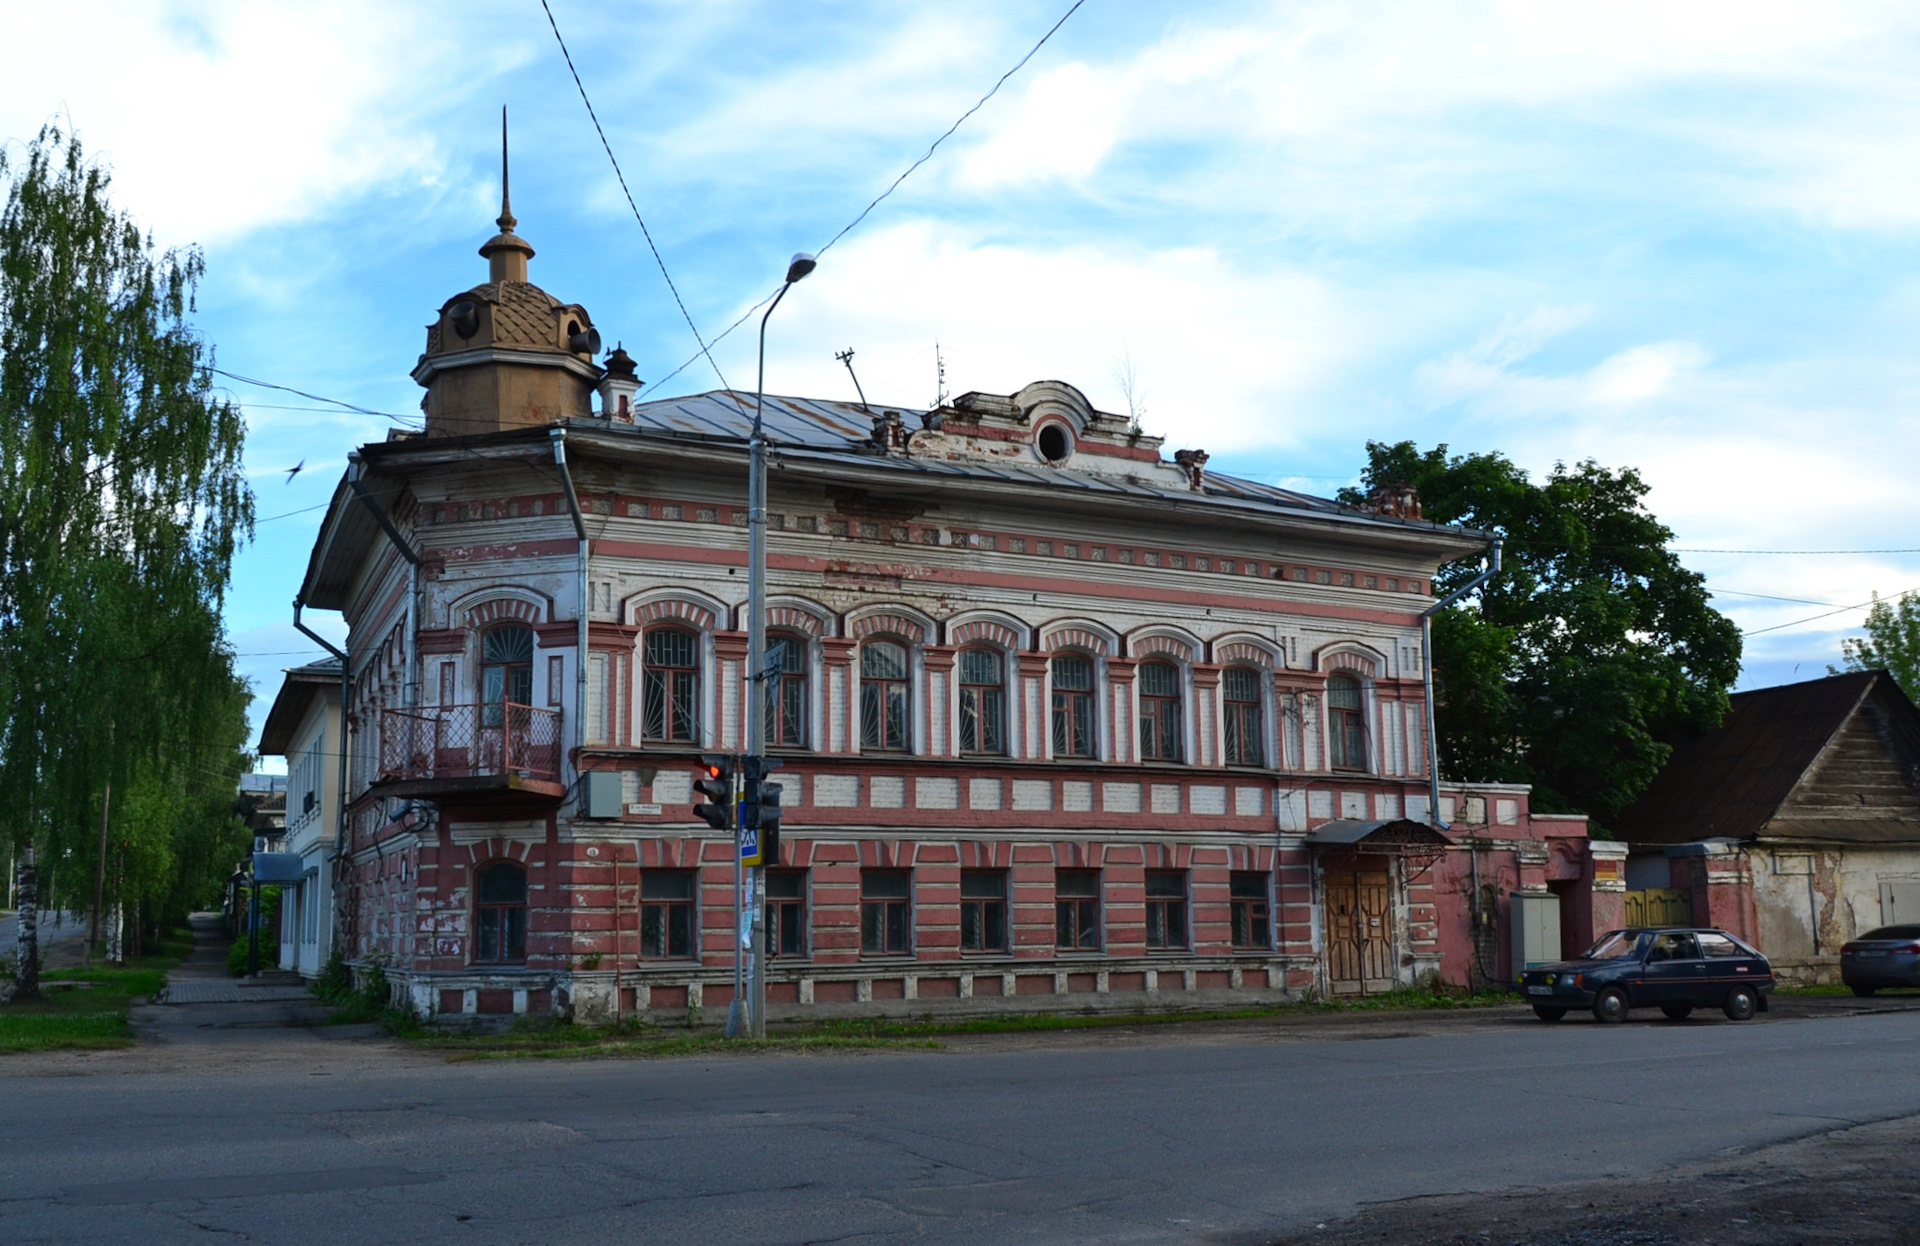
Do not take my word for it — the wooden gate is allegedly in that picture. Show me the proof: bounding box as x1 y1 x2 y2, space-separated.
1323 870 1396 995
1624 888 1692 928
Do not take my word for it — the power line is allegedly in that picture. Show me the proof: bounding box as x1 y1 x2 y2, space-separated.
540 0 732 394
1666 549 1920 560
1741 587 1920 638
1709 587 1839 607
209 367 419 425
648 0 1089 394
256 502 331 524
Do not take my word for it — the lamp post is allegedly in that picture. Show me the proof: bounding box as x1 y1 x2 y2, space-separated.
747 252 816 1039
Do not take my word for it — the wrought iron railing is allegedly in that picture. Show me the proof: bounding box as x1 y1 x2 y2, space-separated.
379 702 562 785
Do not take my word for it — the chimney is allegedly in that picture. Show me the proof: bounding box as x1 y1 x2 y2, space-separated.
1174 448 1209 491
597 345 642 421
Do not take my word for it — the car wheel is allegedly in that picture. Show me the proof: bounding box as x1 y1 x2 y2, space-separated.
1723 985 1759 1021
1592 987 1630 1024
1532 1006 1567 1022
1851 985 1877 998
1660 1004 1693 1021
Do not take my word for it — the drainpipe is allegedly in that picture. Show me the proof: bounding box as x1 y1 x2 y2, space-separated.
293 600 351 868
550 430 590 771
1422 538 1501 830
1421 538 1501 988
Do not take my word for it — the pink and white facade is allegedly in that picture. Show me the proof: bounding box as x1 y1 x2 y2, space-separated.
298 199 1590 1024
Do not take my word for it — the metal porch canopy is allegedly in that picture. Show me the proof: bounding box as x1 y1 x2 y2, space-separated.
1305 819 1452 856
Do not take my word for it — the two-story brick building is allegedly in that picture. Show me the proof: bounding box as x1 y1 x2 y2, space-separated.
292 189 1591 1024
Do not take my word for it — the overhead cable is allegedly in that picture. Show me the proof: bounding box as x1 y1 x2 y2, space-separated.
648 0 1090 394
209 367 419 424
540 0 733 393
1741 586 1920 637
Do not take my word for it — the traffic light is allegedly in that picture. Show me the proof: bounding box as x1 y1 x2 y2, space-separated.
693 755 734 830
739 756 786 865
757 780 783 865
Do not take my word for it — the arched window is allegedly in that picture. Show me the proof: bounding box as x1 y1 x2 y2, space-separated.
480 624 534 728
1051 654 1095 758
767 632 808 749
1328 674 1367 771
1223 666 1264 767
643 627 699 742
860 640 910 751
957 647 1006 755
473 860 526 964
1138 660 1183 761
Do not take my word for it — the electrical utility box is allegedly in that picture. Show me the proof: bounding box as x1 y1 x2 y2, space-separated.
1510 890 1562 974
584 771 625 820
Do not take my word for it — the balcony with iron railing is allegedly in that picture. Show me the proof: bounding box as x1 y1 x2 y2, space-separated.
375 702 565 810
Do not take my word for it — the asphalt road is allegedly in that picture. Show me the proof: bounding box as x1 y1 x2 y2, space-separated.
5 1009 1920 1245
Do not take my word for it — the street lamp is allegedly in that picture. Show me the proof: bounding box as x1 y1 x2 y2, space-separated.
745 252 815 1039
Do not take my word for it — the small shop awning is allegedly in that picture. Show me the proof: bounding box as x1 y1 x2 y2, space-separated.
1305 819 1452 855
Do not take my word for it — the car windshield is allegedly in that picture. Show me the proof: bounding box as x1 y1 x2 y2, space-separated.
1859 925 1920 941
1582 931 1645 960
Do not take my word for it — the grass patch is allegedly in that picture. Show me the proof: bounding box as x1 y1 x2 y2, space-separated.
0 930 192 1054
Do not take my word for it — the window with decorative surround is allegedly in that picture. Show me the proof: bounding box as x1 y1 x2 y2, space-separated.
1230 871 1271 948
480 625 534 728
1056 869 1101 950
860 640 911 751
766 870 806 958
767 632 808 749
1145 870 1188 949
1051 654 1095 758
957 647 1006 755
1138 660 1184 762
1328 674 1367 771
472 861 527 964
643 627 699 742
861 868 912 955
1222 665 1264 767
639 871 696 958
960 869 1008 952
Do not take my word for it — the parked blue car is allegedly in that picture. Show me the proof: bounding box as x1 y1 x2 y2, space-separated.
1519 928 1774 1023
1840 924 1920 995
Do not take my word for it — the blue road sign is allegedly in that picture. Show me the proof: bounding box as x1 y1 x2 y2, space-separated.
739 821 763 866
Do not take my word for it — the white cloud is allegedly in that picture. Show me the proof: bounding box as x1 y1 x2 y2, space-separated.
1 0 501 245
733 220 1357 453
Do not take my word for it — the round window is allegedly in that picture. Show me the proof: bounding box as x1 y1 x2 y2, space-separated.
1037 423 1072 463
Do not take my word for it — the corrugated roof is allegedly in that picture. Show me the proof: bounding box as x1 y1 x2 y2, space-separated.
1614 671 1883 845
618 390 1444 527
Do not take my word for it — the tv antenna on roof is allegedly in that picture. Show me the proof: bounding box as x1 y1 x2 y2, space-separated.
933 339 948 409
834 348 869 410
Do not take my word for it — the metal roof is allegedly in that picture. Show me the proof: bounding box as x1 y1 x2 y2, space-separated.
603 389 1482 535
258 659 342 757
1614 670 1920 846
1304 818 1450 847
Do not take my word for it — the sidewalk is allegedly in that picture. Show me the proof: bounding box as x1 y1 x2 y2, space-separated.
154 914 311 1004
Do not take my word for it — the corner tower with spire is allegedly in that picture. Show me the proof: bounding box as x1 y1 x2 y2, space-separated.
413 107 602 437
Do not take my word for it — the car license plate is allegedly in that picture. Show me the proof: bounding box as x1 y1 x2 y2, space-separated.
1527 985 1552 995
1861 950 1888 958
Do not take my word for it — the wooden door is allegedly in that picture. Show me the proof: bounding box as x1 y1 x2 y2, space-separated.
1357 872 1394 988
1324 875 1362 993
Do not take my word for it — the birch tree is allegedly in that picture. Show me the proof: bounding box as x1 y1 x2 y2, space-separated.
0 126 252 998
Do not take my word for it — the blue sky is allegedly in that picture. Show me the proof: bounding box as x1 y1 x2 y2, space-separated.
10 1 1920 762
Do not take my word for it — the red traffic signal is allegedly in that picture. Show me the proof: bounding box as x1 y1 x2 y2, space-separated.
693 755 734 830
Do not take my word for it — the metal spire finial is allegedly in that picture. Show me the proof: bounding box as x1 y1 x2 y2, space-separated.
497 105 516 233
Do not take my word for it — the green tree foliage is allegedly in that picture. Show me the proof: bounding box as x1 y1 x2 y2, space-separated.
1343 443 1741 830
0 126 253 993
1836 592 1920 700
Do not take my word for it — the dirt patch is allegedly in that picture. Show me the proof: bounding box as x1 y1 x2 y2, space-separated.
1274 1112 1920 1245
